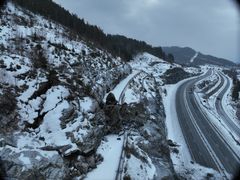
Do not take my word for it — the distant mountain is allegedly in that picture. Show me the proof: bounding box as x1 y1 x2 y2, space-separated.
163 46 235 67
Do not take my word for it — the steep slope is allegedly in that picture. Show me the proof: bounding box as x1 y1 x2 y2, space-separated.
163 46 196 65
0 2 176 179
11 0 167 61
0 2 130 179
163 46 235 67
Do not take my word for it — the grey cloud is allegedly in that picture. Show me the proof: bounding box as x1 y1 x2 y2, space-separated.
54 0 239 62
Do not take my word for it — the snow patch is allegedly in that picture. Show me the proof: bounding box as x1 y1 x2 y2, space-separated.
190 52 198 63
19 153 31 165
80 97 94 113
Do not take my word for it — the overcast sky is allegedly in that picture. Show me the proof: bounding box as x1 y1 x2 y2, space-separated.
53 0 239 63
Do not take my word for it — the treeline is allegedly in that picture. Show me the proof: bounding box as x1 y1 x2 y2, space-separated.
223 69 240 101
11 0 174 62
0 0 7 8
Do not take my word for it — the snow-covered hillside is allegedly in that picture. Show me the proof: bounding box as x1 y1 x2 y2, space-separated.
0 1 230 180
0 2 132 179
0 2 177 179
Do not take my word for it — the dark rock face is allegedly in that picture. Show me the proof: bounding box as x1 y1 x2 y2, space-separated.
60 104 77 129
105 92 117 106
118 74 175 179
0 145 104 179
0 88 18 134
0 158 7 179
236 103 240 121
104 93 124 133
0 149 65 179
0 0 6 9
78 128 105 156
0 88 17 115
162 67 192 84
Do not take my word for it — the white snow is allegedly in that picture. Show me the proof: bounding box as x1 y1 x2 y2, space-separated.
86 135 124 180
184 66 200 74
19 153 31 165
80 97 94 113
18 75 48 102
122 134 156 179
129 52 175 77
125 155 155 180
35 156 42 161
122 52 179 104
105 70 140 102
40 100 71 145
124 88 140 104
42 86 70 113
163 78 193 166
205 73 221 95
0 55 31 83
190 52 199 63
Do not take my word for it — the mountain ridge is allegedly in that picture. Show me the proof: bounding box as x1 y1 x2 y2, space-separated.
11 0 170 62
163 46 236 67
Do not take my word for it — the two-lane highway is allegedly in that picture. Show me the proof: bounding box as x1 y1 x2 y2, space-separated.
176 70 240 178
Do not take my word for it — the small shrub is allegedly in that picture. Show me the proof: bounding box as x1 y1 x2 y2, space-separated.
31 44 48 69
162 67 191 84
0 88 17 115
0 158 6 179
106 92 117 106
123 175 131 180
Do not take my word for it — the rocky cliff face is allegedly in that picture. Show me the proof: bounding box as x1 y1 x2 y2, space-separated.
120 74 175 179
0 2 175 179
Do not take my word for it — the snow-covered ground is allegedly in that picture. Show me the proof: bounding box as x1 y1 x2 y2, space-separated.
121 52 179 105
122 133 156 180
0 2 131 179
204 73 220 94
129 52 176 76
85 135 124 180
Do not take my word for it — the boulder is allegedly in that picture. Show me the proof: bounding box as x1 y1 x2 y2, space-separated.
0 148 69 180
106 92 117 106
